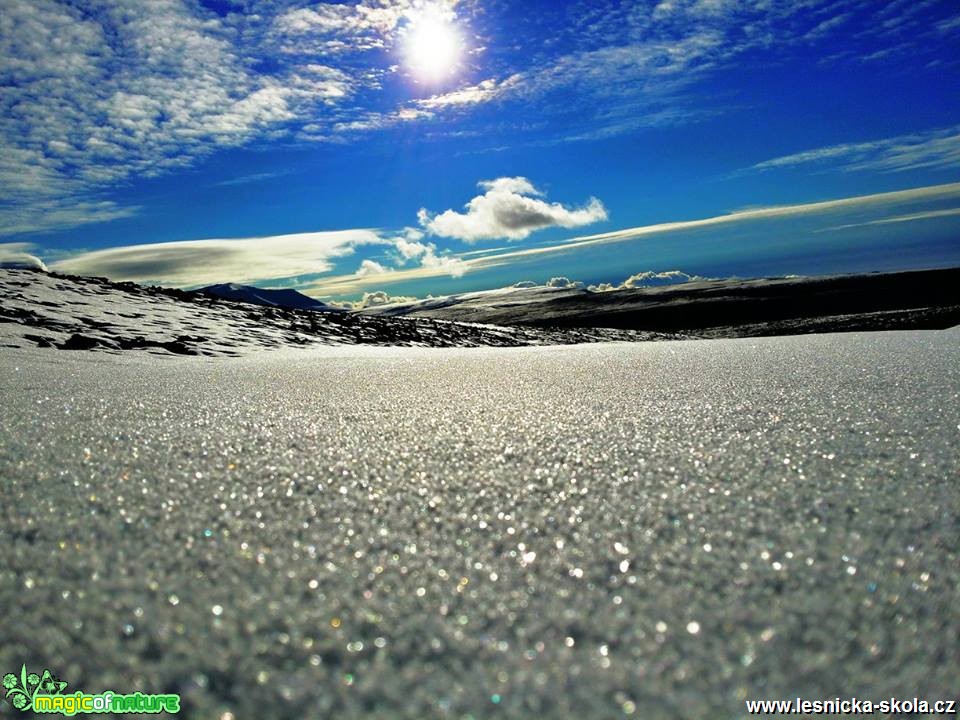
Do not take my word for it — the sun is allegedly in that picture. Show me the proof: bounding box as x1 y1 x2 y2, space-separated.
402 6 463 84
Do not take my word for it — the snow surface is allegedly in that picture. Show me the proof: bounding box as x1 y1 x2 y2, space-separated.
1 329 958 718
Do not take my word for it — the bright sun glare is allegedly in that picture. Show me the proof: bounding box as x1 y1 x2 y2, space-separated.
403 6 463 84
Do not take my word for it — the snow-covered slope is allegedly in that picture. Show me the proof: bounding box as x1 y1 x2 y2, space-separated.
0 269 673 356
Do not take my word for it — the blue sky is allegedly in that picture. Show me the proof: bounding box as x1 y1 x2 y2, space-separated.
1 0 959 305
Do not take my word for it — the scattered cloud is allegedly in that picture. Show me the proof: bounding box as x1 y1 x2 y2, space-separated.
305 181 960 297
749 126 960 174
2 0 956 236
419 177 607 242
0 0 416 233
273 1 413 52
408 0 957 146
0 242 48 271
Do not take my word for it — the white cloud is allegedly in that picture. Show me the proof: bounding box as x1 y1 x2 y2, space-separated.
418 250 468 278
394 236 468 275
356 259 391 277
405 1 956 148
545 277 584 289
51 230 382 287
0 0 312 231
372 230 469 278
749 126 960 174
417 77 517 109
306 181 960 297
0 243 48 271
2 0 955 237
0 0 371 233
0 199 140 237
419 177 608 242
212 171 293 188
510 182 960 256
331 108 434 135
334 290 418 310
588 270 705 291
273 2 413 49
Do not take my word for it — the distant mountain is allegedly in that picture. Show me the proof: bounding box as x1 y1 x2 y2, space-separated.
359 268 960 335
198 283 339 312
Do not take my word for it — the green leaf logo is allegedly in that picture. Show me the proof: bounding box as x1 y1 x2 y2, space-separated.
3 665 67 712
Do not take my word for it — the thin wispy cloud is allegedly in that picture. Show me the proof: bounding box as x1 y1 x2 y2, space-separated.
212 171 294 188
749 126 960 175
412 1 958 147
819 207 960 232
0 199 140 238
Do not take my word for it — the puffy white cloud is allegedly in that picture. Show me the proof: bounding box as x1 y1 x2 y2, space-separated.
620 270 705 288
374 228 468 278
419 177 607 242
545 276 584 289
0 243 48 271
418 251 467 278
51 230 382 287
331 290 418 310
586 269 706 292
357 259 391 277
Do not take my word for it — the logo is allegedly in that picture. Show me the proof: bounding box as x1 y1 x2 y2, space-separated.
3 665 179 716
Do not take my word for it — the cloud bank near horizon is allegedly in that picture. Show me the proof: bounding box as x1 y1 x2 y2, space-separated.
27 181 960 295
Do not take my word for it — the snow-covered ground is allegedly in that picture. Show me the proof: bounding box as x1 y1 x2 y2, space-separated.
1 329 958 718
